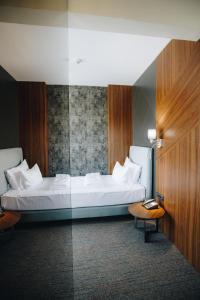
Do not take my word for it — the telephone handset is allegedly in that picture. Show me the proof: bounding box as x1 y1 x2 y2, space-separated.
143 199 159 210
143 199 155 205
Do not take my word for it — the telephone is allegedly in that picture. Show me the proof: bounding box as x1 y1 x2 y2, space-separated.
142 199 159 210
143 199 154 205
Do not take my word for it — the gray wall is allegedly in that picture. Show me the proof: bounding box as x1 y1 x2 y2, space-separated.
48 85 108 176
0 66 19 149
133 61 156 146
133 61 156 196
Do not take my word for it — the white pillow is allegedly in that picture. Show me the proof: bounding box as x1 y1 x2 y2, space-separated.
6 160 29 190
124 157 142 184
124 157 130 167
19 164 43 189
84 173 101 186
112 161 131 184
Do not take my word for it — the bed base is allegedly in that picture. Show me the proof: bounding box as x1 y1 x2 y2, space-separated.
19 204 130 223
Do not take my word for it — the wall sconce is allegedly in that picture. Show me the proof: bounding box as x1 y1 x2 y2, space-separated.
147 129 163 148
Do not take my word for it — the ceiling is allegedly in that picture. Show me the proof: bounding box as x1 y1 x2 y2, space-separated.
0 22 68 85
0 1 199 86
0 22 169 86
68 29 169 86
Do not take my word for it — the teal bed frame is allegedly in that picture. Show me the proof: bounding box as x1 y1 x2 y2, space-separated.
19 204 129 223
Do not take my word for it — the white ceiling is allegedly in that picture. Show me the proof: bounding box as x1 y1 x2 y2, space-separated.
68 12 199 41
0 22 169 86
0 22 68 85
68 0 200 41
68 29 169 86
2 0 200 86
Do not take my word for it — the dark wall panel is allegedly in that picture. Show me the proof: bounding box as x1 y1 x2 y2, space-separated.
0 66 19 149
133 61 156 147
133 61 156 196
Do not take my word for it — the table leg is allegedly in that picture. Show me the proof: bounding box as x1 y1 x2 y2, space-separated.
134 217 138 228
156 219 159 232
144 220 148 242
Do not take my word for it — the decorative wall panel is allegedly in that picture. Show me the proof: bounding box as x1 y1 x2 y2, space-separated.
18 82 48 176
156 40 200 271
48 85 107 176
107 85 133 174
69 86 107 176
48 85 70 176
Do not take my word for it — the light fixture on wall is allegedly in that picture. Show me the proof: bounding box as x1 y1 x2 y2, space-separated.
147 129 163 148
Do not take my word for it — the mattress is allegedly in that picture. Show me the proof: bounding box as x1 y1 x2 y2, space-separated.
1 177 71 211
1 175 145 211
71 175 145 208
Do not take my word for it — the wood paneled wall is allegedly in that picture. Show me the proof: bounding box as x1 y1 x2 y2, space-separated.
107 85 133 173
18 82 48 176
156 40 200 271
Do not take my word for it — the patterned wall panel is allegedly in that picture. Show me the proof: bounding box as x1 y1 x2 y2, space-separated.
48 85 70 176
69 86 108 176
48 85 108 176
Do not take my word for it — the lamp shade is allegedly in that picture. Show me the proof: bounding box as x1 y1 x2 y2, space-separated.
148 129 156 141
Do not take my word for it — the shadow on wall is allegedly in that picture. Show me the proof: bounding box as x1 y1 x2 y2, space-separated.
133 61 156 196
0 66 19 149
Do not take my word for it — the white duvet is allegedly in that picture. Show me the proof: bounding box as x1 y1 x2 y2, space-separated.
1 175 145 211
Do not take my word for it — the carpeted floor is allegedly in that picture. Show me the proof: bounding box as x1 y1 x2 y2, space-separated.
0 217 200 300
72 217 200 300
0 221 73 300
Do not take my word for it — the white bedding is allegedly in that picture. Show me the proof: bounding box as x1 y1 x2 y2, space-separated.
1 177 71 211
71 175 145 208
1 175 145 211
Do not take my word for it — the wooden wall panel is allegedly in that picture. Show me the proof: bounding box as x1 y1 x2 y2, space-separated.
156 40 197 116
107 85 133 173
18 82 48 176
156 40 200 271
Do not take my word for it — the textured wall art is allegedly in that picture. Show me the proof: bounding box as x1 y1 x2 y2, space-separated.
48 85 70 176
48 85 108 176
69 86 108 176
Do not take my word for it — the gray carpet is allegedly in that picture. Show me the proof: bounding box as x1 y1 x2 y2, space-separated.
72 218 200 300
0 218 200 300
0 221 73 300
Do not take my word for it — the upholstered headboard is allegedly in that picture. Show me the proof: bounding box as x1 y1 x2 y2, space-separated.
0 148 23 196
129 146 152 199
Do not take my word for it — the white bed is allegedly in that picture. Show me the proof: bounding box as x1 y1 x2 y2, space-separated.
0 146 152 220
71 176 145 208
1 176 145 211
1 177 71 211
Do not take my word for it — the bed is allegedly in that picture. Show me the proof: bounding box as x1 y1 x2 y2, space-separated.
0 146 152 222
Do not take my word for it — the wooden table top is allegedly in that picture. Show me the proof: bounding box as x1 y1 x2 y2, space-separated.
0 211 21 231
128 202 165 219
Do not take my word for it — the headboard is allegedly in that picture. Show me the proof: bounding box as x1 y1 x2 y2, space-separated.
129 146 152 199
0 148 23 196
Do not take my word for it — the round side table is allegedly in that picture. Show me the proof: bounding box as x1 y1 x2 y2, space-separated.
0 211 21 231
128 202 165 242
